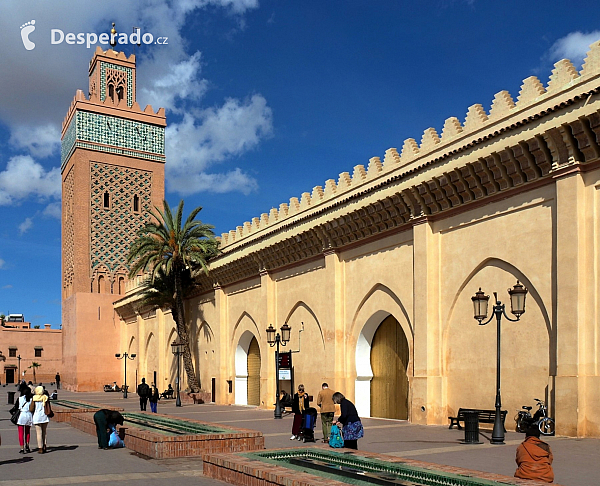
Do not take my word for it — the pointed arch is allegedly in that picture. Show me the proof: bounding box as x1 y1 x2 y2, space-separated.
230 311 261 347
283 301 325 349
235 330 260 406
445 257 551 336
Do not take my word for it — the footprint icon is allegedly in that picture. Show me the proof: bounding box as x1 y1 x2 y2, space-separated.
20 20 36 51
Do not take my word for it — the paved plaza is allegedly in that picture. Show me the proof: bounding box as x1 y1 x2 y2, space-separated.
1 387 598 485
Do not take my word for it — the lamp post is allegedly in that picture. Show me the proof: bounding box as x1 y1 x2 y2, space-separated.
171 339 184 407
115 352 136 398
266 323 291 419
472 280 528 444
17 354 21 380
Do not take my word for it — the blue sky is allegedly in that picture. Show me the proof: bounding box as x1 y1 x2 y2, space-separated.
0 0 599 328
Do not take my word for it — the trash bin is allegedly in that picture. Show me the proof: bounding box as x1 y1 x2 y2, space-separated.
462 411 482 444
7 391 16 405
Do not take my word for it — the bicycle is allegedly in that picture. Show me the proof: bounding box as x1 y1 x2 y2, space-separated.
515 398 555 436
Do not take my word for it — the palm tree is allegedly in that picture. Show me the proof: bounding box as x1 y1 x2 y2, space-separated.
127 200 219 392
29 362 41 382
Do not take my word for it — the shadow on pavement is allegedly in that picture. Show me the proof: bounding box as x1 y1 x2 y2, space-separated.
0 457 34 465
47 445 79 453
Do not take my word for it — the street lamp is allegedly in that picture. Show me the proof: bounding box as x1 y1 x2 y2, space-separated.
472 280 528 444
171 339 184 407
17 354 21 380
115 352 136 398
266 323 291 419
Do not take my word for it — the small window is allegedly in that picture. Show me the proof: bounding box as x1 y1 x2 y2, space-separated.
118 276 125 294
108 84 115 102
98 275 105 294
9 348 17 357
116 86 124 101
133 194 139 212
34 348 42 358
103 192 110 208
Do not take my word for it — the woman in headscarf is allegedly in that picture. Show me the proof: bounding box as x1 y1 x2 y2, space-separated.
31 385 50 453
17 382 33 453
290 384 309 440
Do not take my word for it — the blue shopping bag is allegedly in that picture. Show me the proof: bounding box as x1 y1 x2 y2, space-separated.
329 424 344 448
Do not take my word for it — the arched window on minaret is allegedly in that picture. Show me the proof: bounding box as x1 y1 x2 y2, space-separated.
116 86 124 102
103 191 110 208
118 276 125 295
108 84 115 103
97 275 105 294
133 194 139 212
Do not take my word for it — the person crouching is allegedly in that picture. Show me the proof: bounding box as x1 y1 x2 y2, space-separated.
515 424 554 483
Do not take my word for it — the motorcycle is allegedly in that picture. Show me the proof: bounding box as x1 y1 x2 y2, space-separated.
103 382 121 392
515 398 555 436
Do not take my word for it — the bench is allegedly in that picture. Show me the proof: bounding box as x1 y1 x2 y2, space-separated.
448 408 507 431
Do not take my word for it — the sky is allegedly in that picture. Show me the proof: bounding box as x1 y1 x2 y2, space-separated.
0 0 599 328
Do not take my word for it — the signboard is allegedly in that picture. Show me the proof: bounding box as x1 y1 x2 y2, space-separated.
279 369 292 380
278 351 292 369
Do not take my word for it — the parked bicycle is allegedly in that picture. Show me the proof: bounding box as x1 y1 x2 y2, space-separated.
515 398 555 435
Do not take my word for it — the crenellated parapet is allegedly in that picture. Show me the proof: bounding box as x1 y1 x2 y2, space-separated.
218 41 600 252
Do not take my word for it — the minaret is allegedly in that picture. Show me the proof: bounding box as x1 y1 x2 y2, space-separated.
61 46 166 391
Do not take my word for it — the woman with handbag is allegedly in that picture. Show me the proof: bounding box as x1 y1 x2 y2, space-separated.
30 385 51 453
16 382 33 453
332 392 363 450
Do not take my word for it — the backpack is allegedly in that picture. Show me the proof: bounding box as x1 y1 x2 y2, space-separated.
329 424 344 448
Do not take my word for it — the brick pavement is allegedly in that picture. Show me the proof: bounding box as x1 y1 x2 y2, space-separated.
2 387 599 485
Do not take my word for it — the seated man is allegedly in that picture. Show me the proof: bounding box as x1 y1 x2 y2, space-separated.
280 390 293 408
515 424 554 483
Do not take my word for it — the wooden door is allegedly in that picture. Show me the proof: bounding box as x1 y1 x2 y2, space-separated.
370 315 409 419
247 337 261 406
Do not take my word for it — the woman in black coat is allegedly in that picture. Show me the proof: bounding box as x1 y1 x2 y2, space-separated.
290 384 309 440
332 392 363 449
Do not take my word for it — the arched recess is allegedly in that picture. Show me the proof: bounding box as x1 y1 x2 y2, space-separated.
247 337 261 406
235 330 258 406
145 332 158 378
443 259 552 418
352 284 413 418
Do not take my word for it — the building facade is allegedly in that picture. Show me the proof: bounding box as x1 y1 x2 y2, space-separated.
1 321 62 384
62 43 600 437
61 47 166 391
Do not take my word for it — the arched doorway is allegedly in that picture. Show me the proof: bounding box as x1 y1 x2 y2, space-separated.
247 337 261 406
370 315 409 419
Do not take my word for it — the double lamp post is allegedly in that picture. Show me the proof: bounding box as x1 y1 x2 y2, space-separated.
115 352 136 398
266 323 291 419
471 280 528 444
171 339 184 407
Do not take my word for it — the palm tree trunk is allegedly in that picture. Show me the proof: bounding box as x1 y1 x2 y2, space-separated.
174 266 201 393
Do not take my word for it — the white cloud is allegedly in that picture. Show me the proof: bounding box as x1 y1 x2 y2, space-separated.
2 284 12 289
0 155 61 206
165 95 272 195
138 52 207 113
546 31 600 68
0 259 5 270
19 217 34 235
43 201 62 219
9 124 61 158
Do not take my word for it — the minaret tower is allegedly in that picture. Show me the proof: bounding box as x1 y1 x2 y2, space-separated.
61 46 166 391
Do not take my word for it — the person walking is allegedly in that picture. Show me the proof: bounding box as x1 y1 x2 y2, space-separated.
16 382 33 453
31 385 50 453
332 392 363 450
137 378 150 411
290 384 309 440
317 383 335 442
515 424 554 483
149 382 160 413
93 409 124 450
55 372 61 390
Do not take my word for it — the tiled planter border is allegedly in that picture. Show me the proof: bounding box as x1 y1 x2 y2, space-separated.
52 400 124 423
202 447 562 486
70 411 264 459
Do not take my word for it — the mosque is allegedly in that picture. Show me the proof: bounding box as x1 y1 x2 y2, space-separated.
61 43 600 438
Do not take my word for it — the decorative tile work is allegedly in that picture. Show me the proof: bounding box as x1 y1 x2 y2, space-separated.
63 166 75 295
90 162 152 272
61 118 77 168
78 111 165 156
100 61 133 106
